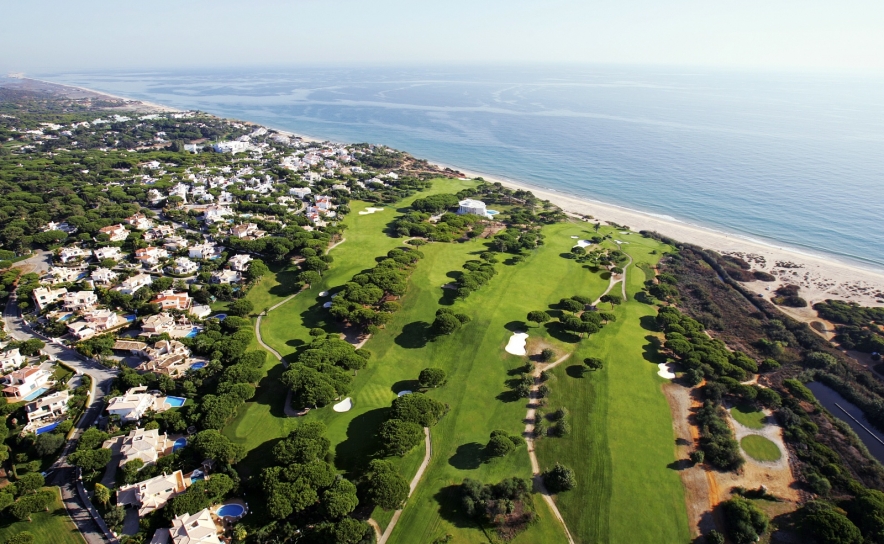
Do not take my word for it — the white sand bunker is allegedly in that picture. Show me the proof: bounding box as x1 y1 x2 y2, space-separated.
333 397 352 412
323 301 332 308
574 240 593 248
359 207 385 215
505 332 529 355
397 390 412 397
657 363 676 379
318 291 329 297
570 235 579 239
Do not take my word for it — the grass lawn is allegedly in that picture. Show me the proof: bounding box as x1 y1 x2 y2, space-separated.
731 404 767 430
740 435 782 462
534 231 691 544
0 487 84 544
223 179 689 542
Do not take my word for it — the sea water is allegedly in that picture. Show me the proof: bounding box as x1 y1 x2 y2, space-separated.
43 66 884 270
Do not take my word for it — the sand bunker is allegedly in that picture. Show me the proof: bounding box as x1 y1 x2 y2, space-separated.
323 301 333 308
570 235 579 239
657 363 676 379
333 397 352 412
505 332 529 355
574 240 593 248
318 291 329 297
359 207 385 215
397 390 412 397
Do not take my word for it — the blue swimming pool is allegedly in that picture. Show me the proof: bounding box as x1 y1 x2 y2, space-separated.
212 314 227 321
164 396 186 407
36 421 61 435
216 503 246 518
190 469 205 483
23 387 49 402
184 327 200 338
190 362 206 370
172 437 187 451
487 210 500 215
124 314 137 322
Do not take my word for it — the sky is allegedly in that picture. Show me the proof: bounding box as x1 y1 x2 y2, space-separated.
2 0 884 74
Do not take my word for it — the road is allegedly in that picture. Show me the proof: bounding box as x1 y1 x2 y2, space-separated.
6 253 119 543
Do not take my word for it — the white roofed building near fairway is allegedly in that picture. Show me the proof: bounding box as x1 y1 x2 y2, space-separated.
457 199 488 217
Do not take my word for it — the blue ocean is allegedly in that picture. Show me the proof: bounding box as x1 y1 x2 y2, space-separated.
44 66 884 270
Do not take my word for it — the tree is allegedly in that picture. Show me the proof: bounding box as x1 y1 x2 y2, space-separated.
16 472 44 495
191 430 246 464
365 459 409 511
94 483 111 506
104 505 126 531
599 312 616 323
527 310 551 327
583 357 603 371
390 394 447 427
559 298 583 313
120 459 145 484
486 434 515 457
543 463 576 493
432 312 461 335
721 496 769 544
800 508 862 544
68 448 112 474
7 532 35 544
33 432 64 457
228 299 254 317
379 419 424 456
418 367 447 388
539 348 555 362
322 477 359 519
600 294 622 309
299 270 321 287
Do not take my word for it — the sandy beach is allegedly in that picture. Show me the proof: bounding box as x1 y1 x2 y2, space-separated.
14 78 883 309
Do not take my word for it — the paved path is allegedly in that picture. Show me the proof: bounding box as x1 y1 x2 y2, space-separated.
376 427 432 544
522 354 576 544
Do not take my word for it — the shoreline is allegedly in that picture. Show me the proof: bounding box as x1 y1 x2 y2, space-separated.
17 77 884 307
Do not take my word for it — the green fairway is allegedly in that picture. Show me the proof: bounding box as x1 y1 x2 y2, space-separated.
224 180 689 542
534 232 691 544
740 435 782 462
0 487 84 544
731 404 767 429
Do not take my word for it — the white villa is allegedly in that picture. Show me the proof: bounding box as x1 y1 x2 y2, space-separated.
126 213 154 231
116 470 189 517
227 254 252 272
91 267 118 286
93 246 125 262
189 243 223 260
116 273 153 295
457 198 488 217
167 508 222 544
119 427 172 466
106 386 170 422
0 348 25 373
2 366 53 401
62 290 98 312
58 247 89 264
171 257 199 275
98 224 130 243
32 287 67 311
210 270 241 284
25 389 70 424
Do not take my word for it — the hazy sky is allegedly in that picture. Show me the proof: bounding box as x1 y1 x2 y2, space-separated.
3 0 883 74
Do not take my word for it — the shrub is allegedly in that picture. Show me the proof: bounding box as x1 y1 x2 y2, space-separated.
543 463 576 493
721 496 769 544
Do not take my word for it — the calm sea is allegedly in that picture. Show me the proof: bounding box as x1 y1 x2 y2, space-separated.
43 66 884 270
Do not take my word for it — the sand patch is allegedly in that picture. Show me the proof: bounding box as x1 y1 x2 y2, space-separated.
333 397 352 412
358 207 385 215
318 291 329 297
323 301 332 308
574 240 593 248
570 235 579 239
397 390 412 397
505 332 529 355
657 363 676 379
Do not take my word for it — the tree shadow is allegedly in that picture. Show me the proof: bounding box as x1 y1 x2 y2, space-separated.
642 335 666 365
639 315 659 331
504 320 526 332
565 365 585 379
634 291 656 305
508 364 531 376
600 271 612 281
675 437 691 446
448 442 485 470
395 321 430 349
391 380 420 395
438 288 458 306
434 485 477 529
335 408 390 478
445 270 462 280
667 459 692 471
543 321 580 344
284 338 305 349
496 390 521 403
237 436 283 479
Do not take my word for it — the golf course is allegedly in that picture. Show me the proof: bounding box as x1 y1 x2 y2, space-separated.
222 177 690 543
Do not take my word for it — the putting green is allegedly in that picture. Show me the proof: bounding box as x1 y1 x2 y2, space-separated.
741 435 782 462
731 404 767 429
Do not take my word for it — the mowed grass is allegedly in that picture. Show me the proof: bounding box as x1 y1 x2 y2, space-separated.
534 231 691 544
741 435 782 462
0 487 84 544
731 404 767 430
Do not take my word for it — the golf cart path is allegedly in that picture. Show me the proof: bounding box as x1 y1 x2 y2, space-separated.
375 426 433 544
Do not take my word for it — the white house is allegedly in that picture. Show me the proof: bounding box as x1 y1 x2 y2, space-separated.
168 508 222 544
116 273 153 295
119 427 172 466
45 267 86 285
0 348 26 373
203 205 234 225
457 198 488 217
141 313 176 335
66 309 122 339
25 389 69 423
213 140 250 154
135 246 169 268
163 236 190 252
227 254 252 272
151 290 192 311
93 246 125 262
116 470 189 517
62 291 98 312
171 257 199 276
210 270 241 284
126 213 154 231
189 243 223 260
144 225 175 242
106 386 168 422
91 267 118 286
32 287 67 311
148 188 165 205
98 224 130 242
289 187 312 199
57 247 88 264
230 223 264 239
2 367 53 401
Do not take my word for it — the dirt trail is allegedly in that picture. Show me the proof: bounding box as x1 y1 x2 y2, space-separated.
375 427 432 544
522 354 576 544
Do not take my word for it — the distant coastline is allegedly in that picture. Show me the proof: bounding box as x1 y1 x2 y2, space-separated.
18 77 884 308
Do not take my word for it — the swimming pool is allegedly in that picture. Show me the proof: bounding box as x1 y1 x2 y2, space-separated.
487 209 500 215
212 313 227 321
190 362 206 370
23 387 49 402
190 469 205 483
36 421 62 435
172 437 187 451
124 314 137 322
184 327 200 338
216 503 246 518
164 396 186 407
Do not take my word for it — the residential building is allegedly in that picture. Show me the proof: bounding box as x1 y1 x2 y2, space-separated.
151 290 192 311
189 305 211 319
168 508 222 544
45 267 87 285
210 269 241 284
148 188 165 205
112 340 148 356
116 470 189 517
212 140 250 154
91 267 118 286
116 273 153 295
2 367 53 401
58 246 88 264
119 428 172 466
126 213 154 231
141 313 176 335
25 390 69 423
188 243 223 260
144 225 175 242
170 257 199 276
0 348 25 373
163 236 190 252
227 254 252 272
203 205 233 224
135 246 169 268
315 195 334 211
218 191 234 204
62 290 98 312
32 287 67 311
93 246 125 262
230 223 264 239
137 340 192 377
457 198 488 217
66 309 122 340
106 386 168 422
98 224 130 242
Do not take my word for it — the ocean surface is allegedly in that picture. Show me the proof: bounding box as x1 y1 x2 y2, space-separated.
42 66 884 270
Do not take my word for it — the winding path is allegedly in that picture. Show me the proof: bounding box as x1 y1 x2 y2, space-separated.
375 427 433 544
